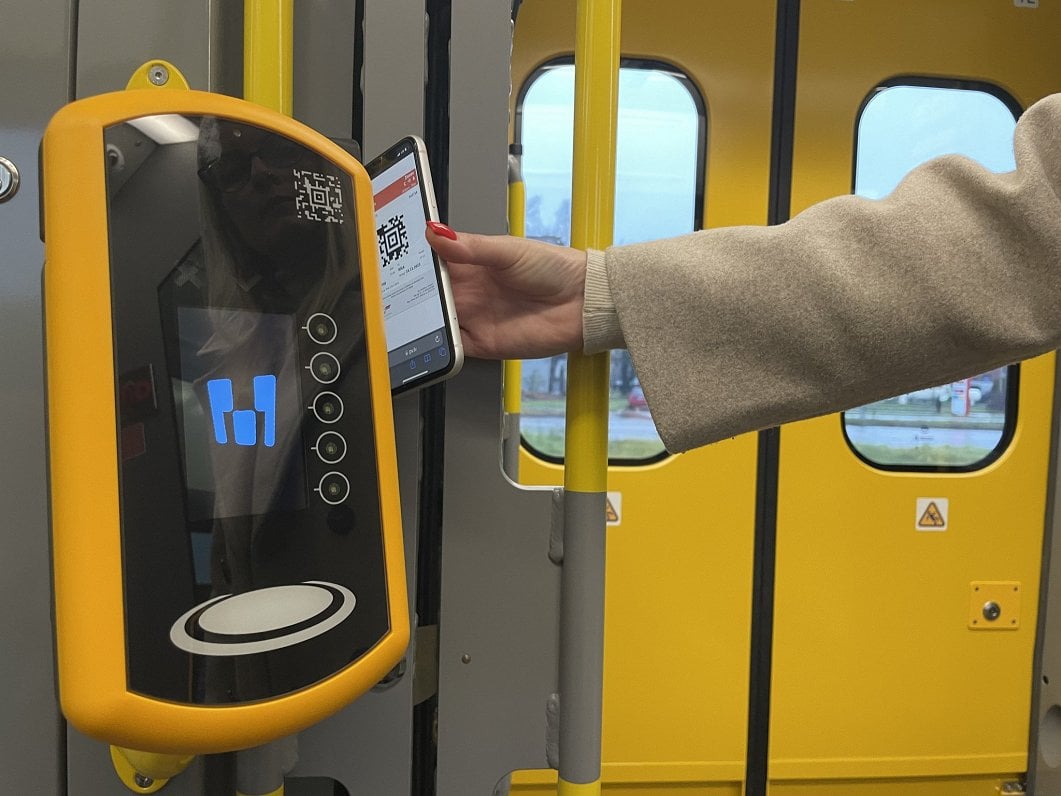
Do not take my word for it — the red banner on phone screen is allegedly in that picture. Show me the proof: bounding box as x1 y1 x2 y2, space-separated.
374 169 418 212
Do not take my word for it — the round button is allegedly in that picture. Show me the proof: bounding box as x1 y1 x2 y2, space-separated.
318 471 351 505
0 156 20 204
312 391 344 423
309 352 341 384
305 313 337 344
314 431 347 464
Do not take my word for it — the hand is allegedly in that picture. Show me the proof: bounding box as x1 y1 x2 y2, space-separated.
425 223 587 360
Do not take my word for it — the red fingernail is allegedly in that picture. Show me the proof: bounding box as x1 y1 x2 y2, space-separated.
427 221 457 240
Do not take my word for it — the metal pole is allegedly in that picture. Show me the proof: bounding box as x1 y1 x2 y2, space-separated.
238 4 295 794
503 147 526 480
244 0 294 115
558 1 620 793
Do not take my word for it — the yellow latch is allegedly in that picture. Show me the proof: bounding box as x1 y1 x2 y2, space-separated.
968 581 1021 630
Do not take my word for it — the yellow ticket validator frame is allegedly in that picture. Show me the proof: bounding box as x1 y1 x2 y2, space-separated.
43 89 407 754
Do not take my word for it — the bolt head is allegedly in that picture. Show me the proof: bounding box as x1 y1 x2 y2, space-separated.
133 772 155 788
148 64 170 86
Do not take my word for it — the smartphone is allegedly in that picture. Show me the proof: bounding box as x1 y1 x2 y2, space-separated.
365 135 463 394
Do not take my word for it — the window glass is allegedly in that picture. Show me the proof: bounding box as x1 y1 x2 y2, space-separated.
844 84 1018 469
517 63 704 461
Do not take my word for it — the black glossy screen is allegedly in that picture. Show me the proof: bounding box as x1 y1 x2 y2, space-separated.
104 114 391 705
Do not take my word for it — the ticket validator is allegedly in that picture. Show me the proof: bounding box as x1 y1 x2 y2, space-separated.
42 90 408 754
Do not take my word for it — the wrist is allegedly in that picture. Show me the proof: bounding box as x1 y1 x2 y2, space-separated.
582 248 625 354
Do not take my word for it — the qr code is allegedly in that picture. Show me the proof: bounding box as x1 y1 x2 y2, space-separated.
378 214 409 267
293 169 344 223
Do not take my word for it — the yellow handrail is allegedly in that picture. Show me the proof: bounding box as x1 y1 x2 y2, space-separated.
558 2 621 795
564 0 619 494
239 7 294 796
244 0 294 115
505 150 527 415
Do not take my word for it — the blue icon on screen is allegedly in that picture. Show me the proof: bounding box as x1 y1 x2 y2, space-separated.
206 375 277 447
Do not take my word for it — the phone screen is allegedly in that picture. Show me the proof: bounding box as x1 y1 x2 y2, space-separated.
368 141 459 392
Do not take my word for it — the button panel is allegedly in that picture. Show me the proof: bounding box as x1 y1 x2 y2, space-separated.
302 313 352 507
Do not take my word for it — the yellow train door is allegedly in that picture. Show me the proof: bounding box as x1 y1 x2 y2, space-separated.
510 1 775 792
769 2 1061 794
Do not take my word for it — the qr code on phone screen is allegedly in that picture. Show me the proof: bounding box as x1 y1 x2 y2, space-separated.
378 215 409 267
293 170 344 223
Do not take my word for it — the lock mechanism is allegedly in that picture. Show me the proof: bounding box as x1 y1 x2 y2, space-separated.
968 581 1021 630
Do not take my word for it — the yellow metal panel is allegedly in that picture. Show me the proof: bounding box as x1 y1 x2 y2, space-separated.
43 89 407 754
771 774 1022 796
511 0 773 790
515 764 743 793
772 0 1061 785
559 778 602 796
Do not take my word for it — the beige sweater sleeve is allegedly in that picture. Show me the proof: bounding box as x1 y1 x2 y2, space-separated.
586 92 1061 453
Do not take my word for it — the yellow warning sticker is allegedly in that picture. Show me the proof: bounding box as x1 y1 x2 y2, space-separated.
606 491 622 526
916 497 948 531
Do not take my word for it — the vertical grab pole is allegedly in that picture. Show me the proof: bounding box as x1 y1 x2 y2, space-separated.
237 4 294 796
558 1 620 795
244 0 294 115
503 146 527 480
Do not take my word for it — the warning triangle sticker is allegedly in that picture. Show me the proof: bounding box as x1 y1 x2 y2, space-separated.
605 498 619 524
918 501 946 528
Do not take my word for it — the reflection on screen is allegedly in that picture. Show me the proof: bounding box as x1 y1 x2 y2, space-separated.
176 306 307 521
370 153 451 388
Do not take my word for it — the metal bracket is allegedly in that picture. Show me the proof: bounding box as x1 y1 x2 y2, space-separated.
125 60 190 91
413 624 440 705
545 692 560 770
548 487 565 564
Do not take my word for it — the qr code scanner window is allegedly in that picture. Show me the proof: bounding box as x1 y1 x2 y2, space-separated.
294 169 344 223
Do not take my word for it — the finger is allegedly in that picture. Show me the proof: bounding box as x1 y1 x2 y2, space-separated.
425 226 534 271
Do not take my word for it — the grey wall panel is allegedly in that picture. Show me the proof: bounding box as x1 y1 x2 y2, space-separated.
293 0 357 139
362 0 425 159
76 0 211 96
1029 368 1061 795
436 363 561 795
289 2 423 792
0 0 72 792
437 5 562 791
445 0 511 234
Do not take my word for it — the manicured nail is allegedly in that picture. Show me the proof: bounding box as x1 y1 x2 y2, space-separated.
427 221 457 240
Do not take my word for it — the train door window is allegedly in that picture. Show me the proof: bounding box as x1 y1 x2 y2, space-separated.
843 82 1020 470
515 60 705 462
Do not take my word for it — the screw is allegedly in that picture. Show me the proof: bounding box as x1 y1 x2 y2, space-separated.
133 772 155 789
148 64 170 86
461 654 471 664
983 601 1002 622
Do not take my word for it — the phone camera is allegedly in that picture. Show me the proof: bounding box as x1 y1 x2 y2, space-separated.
315 431 347 464
312 391 344 423
306 313 337 344
318 472 351 505
309 352 341 384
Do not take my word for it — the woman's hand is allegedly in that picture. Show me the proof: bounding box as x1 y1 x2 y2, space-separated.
425 222 587 359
